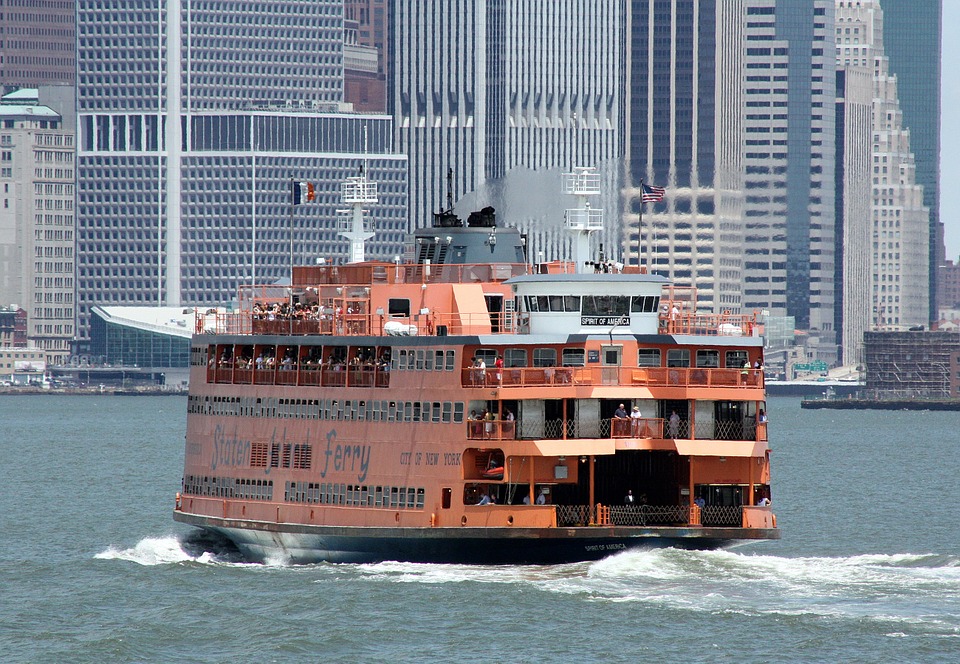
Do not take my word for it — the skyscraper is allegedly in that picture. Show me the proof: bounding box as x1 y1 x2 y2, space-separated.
75 2 408 340
626 0 746 313
836 0 930 330
740 0 836 340
876 0 942 323
389 0 624 263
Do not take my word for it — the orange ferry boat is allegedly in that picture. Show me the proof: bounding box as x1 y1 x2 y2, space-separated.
173 168 778 563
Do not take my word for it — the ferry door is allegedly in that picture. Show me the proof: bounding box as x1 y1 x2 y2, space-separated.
600 345 621 385
484 294 504 333
518 399 545 438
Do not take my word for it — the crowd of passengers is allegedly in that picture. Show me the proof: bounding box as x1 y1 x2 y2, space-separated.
211 348 390 372
251 301 367 321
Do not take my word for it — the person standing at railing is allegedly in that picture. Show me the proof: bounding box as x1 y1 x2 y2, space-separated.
494 354 503 384
740 360 750 385
630 406 643 436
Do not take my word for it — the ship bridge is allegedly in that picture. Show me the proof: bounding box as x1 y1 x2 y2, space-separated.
508 273 670 336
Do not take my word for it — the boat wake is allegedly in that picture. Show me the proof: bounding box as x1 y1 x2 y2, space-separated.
351 549 960 629
94 531 245 566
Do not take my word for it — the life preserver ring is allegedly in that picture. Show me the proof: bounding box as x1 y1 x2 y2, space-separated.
195 317 203 334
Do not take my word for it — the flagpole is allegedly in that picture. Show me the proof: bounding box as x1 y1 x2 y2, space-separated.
289 177 295 282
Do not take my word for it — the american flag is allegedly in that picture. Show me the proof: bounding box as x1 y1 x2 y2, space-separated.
640 181 665 203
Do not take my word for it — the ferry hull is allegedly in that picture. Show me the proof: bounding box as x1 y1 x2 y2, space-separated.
175 511 779 565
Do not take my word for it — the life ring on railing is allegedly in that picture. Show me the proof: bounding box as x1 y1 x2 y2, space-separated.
195 317 203 334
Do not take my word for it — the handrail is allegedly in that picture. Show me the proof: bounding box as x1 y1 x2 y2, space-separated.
464 366 764 389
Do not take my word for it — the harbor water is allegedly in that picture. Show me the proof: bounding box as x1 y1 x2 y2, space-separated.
1 395 958 662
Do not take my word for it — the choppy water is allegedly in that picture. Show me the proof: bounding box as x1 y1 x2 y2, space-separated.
1 395 958 662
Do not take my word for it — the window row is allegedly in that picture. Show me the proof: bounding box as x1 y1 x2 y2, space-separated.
188 394 467 424
285 482 425 510
184 475 274 501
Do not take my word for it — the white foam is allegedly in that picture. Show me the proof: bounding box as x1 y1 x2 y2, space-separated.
95 536 195 566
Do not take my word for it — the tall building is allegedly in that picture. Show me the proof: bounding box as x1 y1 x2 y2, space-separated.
876 0 942 324
836 1 929 330
833 64 873 366
389 0 624 264
626 0 746 313
0 0 75 90
0 87 75 363
75 2 408 340
739 0 836 344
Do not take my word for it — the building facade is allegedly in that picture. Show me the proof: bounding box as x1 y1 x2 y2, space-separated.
626 0 746 313
389 0 624 264
836 0 929 331
863 330 959 398
0 0 75 90
877 0 942 325
0 87 75 363
833 64 873 366
739 0 836 342
75 1 408 341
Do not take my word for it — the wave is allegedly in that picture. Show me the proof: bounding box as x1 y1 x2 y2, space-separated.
94 531 245 566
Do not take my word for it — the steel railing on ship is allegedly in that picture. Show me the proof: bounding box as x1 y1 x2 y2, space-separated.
554 504 744 527
462 366 763 389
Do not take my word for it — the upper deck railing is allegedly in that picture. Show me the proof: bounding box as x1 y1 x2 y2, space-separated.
462 366 763 389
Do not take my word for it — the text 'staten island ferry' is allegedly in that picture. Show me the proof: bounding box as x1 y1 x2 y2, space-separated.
174 167 778 564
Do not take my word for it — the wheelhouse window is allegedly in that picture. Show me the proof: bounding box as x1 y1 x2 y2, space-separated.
582 295 630 317
562 348 585 366
696 350 720 368
631 295 660 312
533 348 557 367
637 348 661 367
527 295 581 312
667 349 690 367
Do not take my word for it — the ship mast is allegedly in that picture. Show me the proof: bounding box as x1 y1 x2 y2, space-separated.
337 166 378 263
562 166 602 274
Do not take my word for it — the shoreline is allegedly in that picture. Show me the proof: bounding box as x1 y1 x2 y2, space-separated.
0 386 185 396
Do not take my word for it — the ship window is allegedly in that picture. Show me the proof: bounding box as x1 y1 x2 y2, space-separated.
416 350 424 370
433 402 442 422
446 350 455 371
549 295 563 311
582 295 629 316
696 350 720 368
564 295 581 312
388 298 410 316
525 295 539 312
414 402 423 422
390 486 400 507
638 349 661 367
404 402 413 422
374 486 384 506
536 296 549 311
505 348 527 367
667 349 690 367
631 295 660 313
533 348 557 367
442 402 452 422
453 402 464 423
476 348 497 364
424 350 434 370
435 350 444 370
417 488 426 509
562 348 585 366
406 351 415 370
725 350 748 368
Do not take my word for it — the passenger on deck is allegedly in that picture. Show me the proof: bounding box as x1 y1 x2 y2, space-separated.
624 489 635 505
536 489 546 505
477 493 491 506
630 406 643 435
614 403 628 419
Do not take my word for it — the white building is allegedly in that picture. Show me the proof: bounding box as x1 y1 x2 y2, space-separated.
835 0 929 330
0 87 75 363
